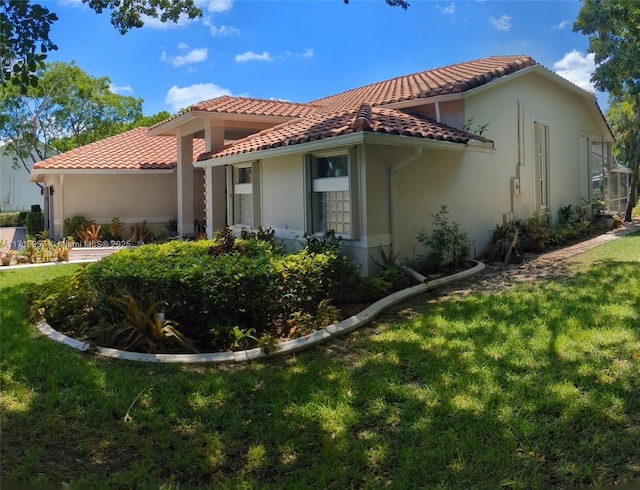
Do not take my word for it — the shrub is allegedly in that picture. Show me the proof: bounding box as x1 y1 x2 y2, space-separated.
82 238 372 350
26 211 44 236
27 270 102 341
64 216 90 240
0 212 21 227
416 205 469 273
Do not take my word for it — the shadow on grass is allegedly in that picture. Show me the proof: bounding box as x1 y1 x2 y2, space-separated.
1 262 639 488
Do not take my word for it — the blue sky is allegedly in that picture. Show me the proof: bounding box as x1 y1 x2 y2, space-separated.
46 0 603 116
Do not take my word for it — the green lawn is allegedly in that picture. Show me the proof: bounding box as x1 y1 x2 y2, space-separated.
1 236 639 489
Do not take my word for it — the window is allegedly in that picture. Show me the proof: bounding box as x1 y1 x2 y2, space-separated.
231 163 259 227
310 153 354 237
534 121 550 210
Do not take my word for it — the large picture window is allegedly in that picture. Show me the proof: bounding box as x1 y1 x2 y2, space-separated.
311 154 351 236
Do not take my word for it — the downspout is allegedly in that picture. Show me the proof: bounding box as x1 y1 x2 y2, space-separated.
389 147 423 258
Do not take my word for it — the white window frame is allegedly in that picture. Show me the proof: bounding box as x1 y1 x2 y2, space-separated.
306 148 359 240
533 120 550 211
229 161 260 229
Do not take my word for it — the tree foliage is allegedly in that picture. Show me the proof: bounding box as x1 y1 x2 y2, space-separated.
574 0 640 221
0 0 202 94
607 95 639 170
0 62 145 177
0 0 58 94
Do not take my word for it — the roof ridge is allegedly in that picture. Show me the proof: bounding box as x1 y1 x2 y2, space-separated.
191 95 318 111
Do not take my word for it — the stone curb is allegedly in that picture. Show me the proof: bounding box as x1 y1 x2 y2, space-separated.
34 260 486 364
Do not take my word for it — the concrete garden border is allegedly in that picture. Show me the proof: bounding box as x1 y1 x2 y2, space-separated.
35 260 485 364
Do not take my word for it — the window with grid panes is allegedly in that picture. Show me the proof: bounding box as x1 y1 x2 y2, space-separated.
311 154 351 236
233 165 253 226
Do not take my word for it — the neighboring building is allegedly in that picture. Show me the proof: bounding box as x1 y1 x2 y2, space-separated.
0 141 44 213
149 55 614 274
34 55 616 274
30 127 204 239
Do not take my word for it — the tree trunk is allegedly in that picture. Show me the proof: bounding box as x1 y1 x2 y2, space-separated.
623 98 640 222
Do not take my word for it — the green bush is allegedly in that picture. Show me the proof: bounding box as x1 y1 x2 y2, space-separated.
416 205 469 273
26 211 44 236
0 212 21 227
63 216 90 240
81 237 372 349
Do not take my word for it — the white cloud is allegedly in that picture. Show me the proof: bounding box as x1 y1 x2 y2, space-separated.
109 83 133 95
437 3 455 15
553 50 595 91
162 47 208 67
165 83 232 112
204 20 240 36
177 42 189 50
302 48 314 58
489 14 511 31
199 0 233 13
140 13 193 29
235 51 273 63
553 20 570 30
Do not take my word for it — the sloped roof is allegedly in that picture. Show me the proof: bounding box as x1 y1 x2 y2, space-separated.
33 127 205 171
191 95 319 117
197 104 492 161
311 55 537 111
149 96 319 131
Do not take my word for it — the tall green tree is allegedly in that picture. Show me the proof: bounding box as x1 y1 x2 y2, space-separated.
574 0 640 221
607 95 639 172
1 0 202 94
0 62 144 179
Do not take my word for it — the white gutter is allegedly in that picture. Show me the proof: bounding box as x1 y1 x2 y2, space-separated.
194 131 491 168
31 168 176 177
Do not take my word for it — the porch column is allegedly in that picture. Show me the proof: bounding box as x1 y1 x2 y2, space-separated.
204 122 226 236
177 134 195 236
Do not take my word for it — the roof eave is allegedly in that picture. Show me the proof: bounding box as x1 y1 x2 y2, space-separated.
462 65 614 142
194 131 493 167
30 168 176 180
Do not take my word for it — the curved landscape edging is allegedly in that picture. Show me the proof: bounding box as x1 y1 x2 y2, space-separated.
35 260 486 364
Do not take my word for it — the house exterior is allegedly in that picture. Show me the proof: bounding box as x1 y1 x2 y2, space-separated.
30 127 204 239
148 55 614 274
32 55 615 274
1 141 44 212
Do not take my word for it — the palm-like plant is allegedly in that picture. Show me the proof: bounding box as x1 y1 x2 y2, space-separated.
108 294 199 354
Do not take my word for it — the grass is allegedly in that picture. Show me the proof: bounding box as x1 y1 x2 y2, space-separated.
1 237 639 489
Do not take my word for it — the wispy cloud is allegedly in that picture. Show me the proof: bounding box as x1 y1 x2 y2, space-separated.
235 51 273 63
162 45 208 67
436 3 455 15
165 83 232 112
141 13 192 30
489 14 511 31
199 0 233 13
552 20 570 30
109 83 133 95
553 50 595 91
211 25 240 36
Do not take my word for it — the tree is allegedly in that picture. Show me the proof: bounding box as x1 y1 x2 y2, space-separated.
1 0 202 94
607 95 639 173
0 0 58 94
574 0 640 221
0 62 144 182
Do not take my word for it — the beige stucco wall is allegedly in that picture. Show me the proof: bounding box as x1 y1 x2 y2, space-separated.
259 153 306 235
43 172 177 239
463 71 608 220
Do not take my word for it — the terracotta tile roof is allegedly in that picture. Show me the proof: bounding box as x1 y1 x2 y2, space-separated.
191 95 319 117
197 104 492 161
33 127 205 171
149 96 319 131
311 55 537 110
